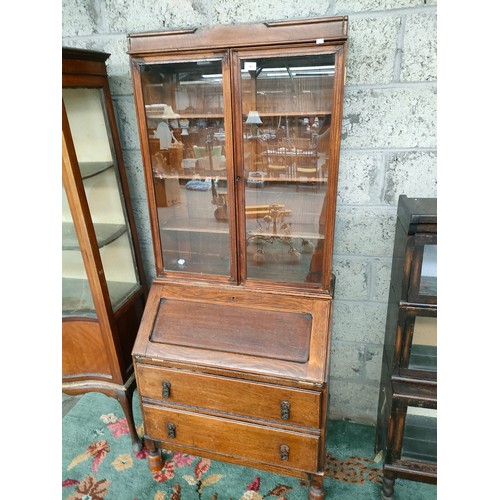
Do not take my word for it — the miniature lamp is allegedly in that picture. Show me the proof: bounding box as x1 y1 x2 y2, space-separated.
163 104 180 119
245 110 262 136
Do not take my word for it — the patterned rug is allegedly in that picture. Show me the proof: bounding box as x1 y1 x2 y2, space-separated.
62 392 436 499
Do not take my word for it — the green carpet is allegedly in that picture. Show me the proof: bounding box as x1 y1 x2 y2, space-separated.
62 392 437 499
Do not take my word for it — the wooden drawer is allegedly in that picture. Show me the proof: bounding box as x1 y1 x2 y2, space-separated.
136 363 322 428
143 403 320 472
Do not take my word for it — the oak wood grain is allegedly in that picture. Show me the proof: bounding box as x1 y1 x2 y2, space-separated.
136 363 322 428
143 403 320 472
150 298 311 363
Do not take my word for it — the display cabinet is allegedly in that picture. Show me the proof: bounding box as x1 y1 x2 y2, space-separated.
62 47 147 451
375 195 437 499
128 17 348 499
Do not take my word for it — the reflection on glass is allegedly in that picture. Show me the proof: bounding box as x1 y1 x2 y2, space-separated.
408 316 437 372
240 54 335 284
420 244 437 296
401 407 437 463
139 59 230 276
63 88 141 311
62 185 96 317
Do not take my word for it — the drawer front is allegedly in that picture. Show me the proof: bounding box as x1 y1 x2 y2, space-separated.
143 403 320 472
136 363 322 428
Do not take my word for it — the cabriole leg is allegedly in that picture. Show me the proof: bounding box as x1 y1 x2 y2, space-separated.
116 387 142 454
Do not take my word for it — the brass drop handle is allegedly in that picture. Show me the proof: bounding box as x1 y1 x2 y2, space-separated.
167 422 176 439
280 444 290 461
162 380 171 398
280 400 291 420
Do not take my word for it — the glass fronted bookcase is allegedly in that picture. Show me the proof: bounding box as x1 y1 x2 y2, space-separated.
128 18 348 499
376 195 437 498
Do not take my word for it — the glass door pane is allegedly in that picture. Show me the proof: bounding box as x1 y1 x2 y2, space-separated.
401 406 437 463
420 243 437 296
408 315 437 372
62 185 96 317
63 88 141 311
138 58 231 276
239 52 335 284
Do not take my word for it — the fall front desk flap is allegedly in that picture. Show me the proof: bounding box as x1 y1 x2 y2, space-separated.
135 282 332 384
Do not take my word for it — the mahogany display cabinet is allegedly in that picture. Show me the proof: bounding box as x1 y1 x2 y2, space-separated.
62 47 147 451
375 195 437 499
128 17 348 499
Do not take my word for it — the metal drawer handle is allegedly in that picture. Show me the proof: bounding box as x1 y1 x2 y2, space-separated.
167 422 176 439
280 444 290 461
162 380 171 398
280 400 291 420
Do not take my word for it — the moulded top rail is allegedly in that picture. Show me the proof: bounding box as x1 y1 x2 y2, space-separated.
127 17 348 56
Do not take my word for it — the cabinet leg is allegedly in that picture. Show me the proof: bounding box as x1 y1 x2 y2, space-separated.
381 475 394 500
308 476 325 500
145 439 164 472
62 374 142 454
116 385 142 454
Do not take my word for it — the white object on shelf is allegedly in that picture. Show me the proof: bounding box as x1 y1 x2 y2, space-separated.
154 122 172 149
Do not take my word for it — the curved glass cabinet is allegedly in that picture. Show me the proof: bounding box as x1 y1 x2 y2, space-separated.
62 47 146 451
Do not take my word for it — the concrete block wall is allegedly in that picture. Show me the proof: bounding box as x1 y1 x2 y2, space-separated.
62 0 437 425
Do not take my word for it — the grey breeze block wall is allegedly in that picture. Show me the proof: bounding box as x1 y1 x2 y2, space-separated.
62 0 437 425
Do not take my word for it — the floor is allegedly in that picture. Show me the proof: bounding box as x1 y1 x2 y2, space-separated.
62 392 437 499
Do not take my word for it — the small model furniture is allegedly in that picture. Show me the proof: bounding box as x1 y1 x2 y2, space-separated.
128 17 348 498
62 47 147 451
375 195 437 498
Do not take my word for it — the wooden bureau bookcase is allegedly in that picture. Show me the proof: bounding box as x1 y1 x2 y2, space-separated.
128 17 348 498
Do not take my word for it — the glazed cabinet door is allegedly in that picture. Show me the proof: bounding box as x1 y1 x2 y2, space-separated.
131 53 236 280
387 400 437 469
62 184 96 316
400 406 437 465
407 233 437 305
131 41 346 290
232 45 345 289
62 87 141 317
398 307 437 380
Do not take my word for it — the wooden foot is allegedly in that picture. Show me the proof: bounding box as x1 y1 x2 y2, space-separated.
145 440 164 472
381 475 394 499
308 478 325 500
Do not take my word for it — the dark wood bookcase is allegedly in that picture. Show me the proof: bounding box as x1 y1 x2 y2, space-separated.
375 195 437 498
62 48 147 451
128 17 348 499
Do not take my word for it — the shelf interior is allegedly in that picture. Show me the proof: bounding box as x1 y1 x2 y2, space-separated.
62 277 141 317
401 409 437 464
79 161 114 179
409 345 436 372
62 222 127 250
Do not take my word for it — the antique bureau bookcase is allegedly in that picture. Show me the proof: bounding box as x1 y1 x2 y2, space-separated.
62 47 147 451
128 17 348 498
375 196 437 499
